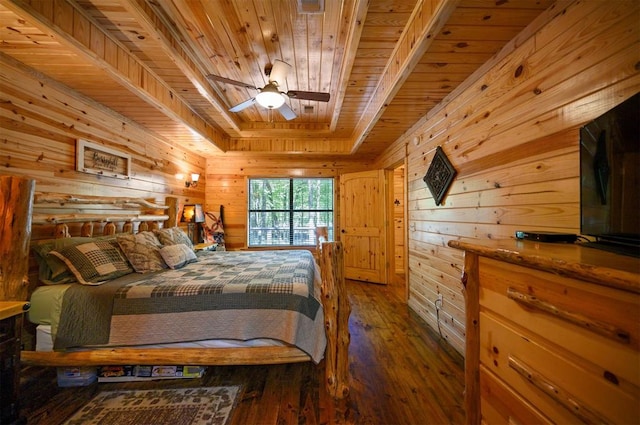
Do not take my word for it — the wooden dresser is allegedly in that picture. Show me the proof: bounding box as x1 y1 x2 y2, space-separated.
448 239 640 424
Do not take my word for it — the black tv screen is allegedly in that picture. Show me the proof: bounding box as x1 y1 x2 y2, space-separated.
580 92 640 257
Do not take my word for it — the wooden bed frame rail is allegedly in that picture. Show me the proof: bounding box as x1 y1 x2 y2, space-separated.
19 192 350 399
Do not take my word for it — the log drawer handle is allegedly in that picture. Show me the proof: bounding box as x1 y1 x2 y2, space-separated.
508 355 608 424
506 287 630 345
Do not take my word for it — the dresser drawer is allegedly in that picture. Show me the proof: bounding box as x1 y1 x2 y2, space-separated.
480 311 639 424
480 365 551 425
479 257 640 387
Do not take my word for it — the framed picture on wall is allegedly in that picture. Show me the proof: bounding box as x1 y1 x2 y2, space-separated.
76 139 131 179
423 146 456 206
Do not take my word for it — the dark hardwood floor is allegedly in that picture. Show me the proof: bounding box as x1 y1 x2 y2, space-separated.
19 279 465 424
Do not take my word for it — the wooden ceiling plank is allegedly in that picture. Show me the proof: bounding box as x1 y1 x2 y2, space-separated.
446 7 554 27
4 0 227 153
349 0 460 153
230 0 272 122
328 0 370 131
127 0 244 137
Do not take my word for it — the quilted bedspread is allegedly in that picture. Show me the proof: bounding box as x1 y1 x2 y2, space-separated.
54 250 327 363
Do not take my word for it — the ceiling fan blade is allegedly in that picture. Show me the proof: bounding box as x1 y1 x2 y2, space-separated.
278 103 297 121
286 90 330 102
207 74 257 90
229 97 256 112
269 60 291 86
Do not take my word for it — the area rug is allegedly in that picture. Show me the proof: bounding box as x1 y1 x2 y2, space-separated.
64 386 241 425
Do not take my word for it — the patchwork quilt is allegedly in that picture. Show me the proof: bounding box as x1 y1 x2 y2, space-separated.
55 250 327 363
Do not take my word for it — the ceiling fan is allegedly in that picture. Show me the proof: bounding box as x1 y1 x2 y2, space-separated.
207 60 330 120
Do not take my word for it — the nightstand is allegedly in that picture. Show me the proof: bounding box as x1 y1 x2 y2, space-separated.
193 242 217 252
0 301 29 425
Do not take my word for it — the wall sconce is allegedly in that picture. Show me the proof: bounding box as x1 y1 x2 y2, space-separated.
185 173 200 188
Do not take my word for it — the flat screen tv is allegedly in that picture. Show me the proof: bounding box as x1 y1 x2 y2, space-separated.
580 92 640 257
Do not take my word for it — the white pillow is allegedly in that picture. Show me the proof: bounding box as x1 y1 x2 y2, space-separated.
159 244 197 269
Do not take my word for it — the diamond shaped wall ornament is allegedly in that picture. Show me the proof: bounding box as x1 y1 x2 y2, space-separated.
423 146 457 206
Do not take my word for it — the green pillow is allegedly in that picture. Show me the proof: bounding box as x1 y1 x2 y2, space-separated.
32 237 95 284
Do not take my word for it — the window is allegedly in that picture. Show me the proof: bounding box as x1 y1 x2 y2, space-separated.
248 178 333 247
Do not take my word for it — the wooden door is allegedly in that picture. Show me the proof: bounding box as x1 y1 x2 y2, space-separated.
339 170 388 284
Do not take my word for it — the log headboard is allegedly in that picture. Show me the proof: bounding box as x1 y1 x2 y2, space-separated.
26 193 183 299
31 193 179 239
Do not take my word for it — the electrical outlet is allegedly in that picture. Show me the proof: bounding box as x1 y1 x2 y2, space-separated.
437 294 443 303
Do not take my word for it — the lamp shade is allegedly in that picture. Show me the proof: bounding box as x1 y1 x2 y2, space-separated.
255 83 285 109
181 204 205 223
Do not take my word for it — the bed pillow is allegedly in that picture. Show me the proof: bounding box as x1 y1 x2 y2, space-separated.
159 244 197 269
154 227 194 250
32 237 105 285
116 231 166 273
50 239 133 285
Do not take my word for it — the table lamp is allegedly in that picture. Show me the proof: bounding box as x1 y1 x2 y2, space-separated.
181 204 205 243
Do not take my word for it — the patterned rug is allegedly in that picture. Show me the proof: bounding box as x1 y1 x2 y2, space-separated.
64 386 241 425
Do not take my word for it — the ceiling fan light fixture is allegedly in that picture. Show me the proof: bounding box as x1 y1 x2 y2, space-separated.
255 84 285 109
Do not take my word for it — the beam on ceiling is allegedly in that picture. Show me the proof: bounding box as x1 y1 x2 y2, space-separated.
349 0 460 154
329 0 369 133
4 0 227 153
124 0 244 138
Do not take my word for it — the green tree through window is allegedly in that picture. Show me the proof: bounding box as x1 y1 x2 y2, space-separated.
248 178 333 246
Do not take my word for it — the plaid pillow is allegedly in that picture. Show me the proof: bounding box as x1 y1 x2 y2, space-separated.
50 240 133 285
117 232 167 273
154 227 194 250
32 237 94 284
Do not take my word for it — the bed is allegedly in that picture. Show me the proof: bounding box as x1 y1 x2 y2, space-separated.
21 193 349 399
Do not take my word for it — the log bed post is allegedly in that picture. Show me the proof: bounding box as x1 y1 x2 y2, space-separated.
320 241 350 399
0 176 35 301
165 197 178 227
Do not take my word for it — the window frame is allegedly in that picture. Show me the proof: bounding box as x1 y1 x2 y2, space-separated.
247 177 334 247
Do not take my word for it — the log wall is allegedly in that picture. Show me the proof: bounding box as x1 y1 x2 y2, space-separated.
374 0 640 354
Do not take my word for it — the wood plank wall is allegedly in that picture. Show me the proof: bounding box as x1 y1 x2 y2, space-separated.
0 53 206 293
374 0 640 355
204 155 372 250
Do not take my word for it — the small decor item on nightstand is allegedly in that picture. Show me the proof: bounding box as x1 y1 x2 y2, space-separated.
423 146 457 206
181 204 205 244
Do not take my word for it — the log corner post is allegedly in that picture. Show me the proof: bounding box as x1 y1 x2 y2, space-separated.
320 241 350 399
0 176 35 301
462 252 480 425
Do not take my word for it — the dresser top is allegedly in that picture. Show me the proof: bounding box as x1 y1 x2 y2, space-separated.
448 239 640 294
0 301 30 321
